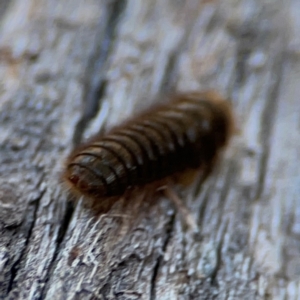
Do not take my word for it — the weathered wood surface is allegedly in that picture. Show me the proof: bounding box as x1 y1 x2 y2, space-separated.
0 0 299 299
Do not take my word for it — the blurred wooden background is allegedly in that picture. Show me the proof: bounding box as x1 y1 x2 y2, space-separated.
0 0 299 299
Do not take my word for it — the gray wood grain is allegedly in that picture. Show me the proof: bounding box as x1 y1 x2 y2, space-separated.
0 0 299 299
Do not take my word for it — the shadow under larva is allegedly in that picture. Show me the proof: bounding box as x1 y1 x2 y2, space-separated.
63 91 234 204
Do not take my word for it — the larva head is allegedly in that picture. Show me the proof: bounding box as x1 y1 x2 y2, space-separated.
64 160 108 199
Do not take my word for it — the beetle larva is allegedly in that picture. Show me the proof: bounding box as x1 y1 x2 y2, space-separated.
64 91 234 199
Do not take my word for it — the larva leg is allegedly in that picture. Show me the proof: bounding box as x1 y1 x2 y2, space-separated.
158 185 198 232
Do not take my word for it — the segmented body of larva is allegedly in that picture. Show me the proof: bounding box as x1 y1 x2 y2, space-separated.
64 91 234 199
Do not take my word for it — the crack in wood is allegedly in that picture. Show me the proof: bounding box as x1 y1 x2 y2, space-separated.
6 191 45 295
39 200 75 300
72 0 127 146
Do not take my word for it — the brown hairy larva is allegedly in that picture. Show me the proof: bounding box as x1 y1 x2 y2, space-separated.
63 91 234 202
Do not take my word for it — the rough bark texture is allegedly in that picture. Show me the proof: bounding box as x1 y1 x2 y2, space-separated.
0 0 299 299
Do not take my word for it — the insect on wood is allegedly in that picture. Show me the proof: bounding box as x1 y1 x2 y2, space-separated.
63 91 234 202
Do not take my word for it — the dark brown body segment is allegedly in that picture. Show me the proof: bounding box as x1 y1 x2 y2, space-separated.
64 91 234 198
